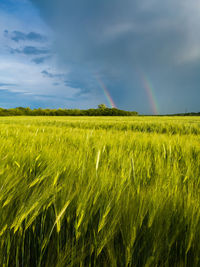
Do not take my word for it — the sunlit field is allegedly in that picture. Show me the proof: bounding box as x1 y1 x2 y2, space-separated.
0 116 200 266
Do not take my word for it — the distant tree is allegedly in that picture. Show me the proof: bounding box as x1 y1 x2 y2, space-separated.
98 104 107 109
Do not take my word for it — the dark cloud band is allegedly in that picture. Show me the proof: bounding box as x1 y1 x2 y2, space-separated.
11 46 50 55
4 30 47 42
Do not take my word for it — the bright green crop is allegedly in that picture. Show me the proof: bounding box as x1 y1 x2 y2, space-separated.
0 116 199 266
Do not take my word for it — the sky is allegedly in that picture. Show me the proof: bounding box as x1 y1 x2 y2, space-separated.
0 0 200 114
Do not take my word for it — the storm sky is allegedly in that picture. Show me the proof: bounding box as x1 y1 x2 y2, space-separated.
0 0 200 114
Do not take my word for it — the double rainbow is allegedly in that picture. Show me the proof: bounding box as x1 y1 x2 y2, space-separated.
95 73 159 114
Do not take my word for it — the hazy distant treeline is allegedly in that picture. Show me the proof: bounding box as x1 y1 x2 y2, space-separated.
169 112 200 116
0 107 138 116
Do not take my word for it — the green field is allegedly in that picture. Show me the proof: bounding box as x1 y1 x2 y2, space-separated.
0 116 200 266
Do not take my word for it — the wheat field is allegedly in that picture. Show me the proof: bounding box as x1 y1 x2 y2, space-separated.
0 116 199 266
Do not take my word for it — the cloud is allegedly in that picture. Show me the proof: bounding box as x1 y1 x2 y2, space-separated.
0 0 93 109
11 46 50 55
0 89 38 109
64 80 91 96
0 82 17 87
64 80 84 89
0 57 81 105
41 70 64 79
0 89 76 109
32 56 50 64
30 0 187 67
41 70 54 78
4 30 47 42
52 82 59 86
33 93 75 102
29 0 200 113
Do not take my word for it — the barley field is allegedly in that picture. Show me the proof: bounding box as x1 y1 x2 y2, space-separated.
0 116 200 267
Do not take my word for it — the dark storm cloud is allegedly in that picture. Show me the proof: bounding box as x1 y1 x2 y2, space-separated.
11 46 50 55
30 0 200 113
30 0 186 66
4 30 47 42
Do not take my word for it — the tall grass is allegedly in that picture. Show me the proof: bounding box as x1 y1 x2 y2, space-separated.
0 116 199 266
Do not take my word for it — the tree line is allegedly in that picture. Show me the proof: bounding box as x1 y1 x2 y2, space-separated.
0 106 138 116
165 112 200 116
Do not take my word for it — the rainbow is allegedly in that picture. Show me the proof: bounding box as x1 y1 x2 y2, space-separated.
96 76 117 108
140 74 159 115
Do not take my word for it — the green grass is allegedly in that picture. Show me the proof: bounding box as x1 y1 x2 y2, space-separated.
0 116 199 266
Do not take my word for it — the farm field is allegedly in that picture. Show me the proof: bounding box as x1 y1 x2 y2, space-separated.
0 116 200 267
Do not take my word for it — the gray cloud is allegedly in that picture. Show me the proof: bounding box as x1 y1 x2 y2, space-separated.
0 82 17 87
32 56 50 64
30 0 187 66
11 46 50 55
0 89 75 109
30 0 200 113
32 93 76 102
64 79 91 97
41 70 54 78
64 80 84 89
52 82 60 86
4 30 47 42
41 70 64 79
